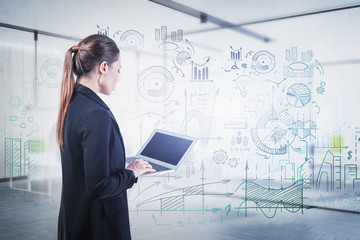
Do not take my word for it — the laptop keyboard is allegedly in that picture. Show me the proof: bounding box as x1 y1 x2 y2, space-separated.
126 157 170 172
149 162 170 172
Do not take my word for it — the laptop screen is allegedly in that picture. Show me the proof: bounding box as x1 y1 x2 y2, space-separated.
140 132 193 166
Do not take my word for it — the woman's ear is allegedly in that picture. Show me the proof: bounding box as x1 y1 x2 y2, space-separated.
99 61 108 74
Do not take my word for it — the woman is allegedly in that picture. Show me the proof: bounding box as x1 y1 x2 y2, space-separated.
56 34 155 240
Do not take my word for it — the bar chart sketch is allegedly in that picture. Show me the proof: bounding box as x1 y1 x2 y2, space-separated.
229 46 242 61
191 61 213 82
155 26 183 51
97 25 109 36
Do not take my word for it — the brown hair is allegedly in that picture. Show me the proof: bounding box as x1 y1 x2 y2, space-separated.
56 34 120 146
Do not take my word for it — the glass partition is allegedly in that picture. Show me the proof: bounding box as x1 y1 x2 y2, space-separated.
0 28 73 195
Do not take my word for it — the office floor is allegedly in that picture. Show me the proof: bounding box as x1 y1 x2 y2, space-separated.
1 180 360 240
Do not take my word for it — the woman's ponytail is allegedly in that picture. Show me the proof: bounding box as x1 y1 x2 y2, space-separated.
56 47 76 146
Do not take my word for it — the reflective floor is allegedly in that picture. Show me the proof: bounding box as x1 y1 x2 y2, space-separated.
1 180 360 240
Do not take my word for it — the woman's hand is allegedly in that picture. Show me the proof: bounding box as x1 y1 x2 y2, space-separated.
126 158 156 177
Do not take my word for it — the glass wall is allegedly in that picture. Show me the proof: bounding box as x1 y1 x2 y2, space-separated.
0 28 75 195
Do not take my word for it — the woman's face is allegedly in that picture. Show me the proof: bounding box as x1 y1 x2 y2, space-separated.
99 55 121 95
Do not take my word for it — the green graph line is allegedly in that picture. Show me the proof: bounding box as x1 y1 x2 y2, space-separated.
237 201 302 219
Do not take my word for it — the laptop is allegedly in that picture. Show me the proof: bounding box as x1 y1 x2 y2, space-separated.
127 129 197 175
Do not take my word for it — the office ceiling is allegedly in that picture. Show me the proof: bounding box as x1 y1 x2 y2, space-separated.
0 0 360 61
1 0 360 39
175 0 360 24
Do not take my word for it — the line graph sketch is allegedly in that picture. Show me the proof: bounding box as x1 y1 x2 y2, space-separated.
135 179 232 215
235 180 304 218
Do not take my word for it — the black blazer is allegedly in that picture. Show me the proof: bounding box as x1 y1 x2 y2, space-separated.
58 84 137 240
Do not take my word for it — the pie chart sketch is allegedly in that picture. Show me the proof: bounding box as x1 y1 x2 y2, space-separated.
251 50 275 74
138 66 175 103
119 30 144 51
40 58 63 88
176 51 192 66
251 110 295 155
286 83 311 108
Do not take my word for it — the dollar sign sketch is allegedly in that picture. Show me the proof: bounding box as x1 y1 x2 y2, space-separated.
347 151 353 160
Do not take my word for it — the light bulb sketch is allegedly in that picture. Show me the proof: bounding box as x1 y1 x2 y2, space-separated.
234 75 252 98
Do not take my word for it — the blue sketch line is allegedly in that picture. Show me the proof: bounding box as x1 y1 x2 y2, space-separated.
164 100 179 106
172 60 185 77
245 51 254 58
185 39 195 55
256 152 270 159
265 77 287 86
315 59 324 75
136 180 230 207
135 110 176 120
132 181 161 201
